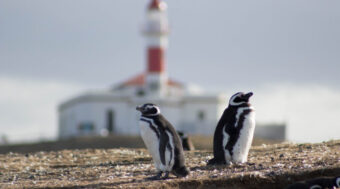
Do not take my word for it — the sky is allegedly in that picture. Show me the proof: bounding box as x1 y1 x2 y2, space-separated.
0 0 340 143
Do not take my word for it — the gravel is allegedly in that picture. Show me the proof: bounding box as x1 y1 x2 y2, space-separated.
0 140 339 189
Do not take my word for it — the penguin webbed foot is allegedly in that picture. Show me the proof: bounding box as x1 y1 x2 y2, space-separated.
207 158 226 165
146 172 163 180
173 166 190 178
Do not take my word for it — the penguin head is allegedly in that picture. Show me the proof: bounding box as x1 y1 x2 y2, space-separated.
136 103 161 116
229 92 253 106
334 176 340 188
177 131 188 139
306 177 339 189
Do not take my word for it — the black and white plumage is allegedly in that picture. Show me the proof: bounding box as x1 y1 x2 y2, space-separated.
136 103 189 180
208 92 255 165
285 176 340 189
177 131 195 151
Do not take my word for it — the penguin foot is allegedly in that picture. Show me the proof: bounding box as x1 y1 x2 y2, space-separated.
161 171 170 180
207 158 226 165
146 172 163 180
173 166 190 178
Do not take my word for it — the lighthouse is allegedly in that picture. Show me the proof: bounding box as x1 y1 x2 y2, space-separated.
143 0 169 98
58 0 229 139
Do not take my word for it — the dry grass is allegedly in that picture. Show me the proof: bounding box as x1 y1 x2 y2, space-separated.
0 140 339 189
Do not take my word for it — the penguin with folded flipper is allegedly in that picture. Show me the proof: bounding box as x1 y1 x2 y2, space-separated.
136 103 189 180
208 92 255 165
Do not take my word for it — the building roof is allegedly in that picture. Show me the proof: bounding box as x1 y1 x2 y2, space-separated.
116 73 183 89
58 92 131 111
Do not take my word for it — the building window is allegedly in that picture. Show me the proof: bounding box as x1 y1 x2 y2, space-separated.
107 110 115 133
149 82 160 91
78 122 95 135
197 110 205 121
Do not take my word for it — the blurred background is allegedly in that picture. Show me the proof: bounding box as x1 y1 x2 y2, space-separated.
0 0 339 149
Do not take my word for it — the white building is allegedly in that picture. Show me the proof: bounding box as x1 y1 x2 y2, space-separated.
58 0 228 139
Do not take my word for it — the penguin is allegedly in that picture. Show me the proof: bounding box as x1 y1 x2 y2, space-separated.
208 92 255 165
285 176 340 189
177 131 195 151
136 103 189 180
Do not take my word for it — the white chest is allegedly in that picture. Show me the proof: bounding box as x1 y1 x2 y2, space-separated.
138 118 175 171
139 120 160 158
232 110 256 163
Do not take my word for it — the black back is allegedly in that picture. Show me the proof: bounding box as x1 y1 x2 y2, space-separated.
177 131 195 151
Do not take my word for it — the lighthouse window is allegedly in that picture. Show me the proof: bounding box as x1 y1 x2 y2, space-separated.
197 110 205 121
136 89 145 97
150 82 160 91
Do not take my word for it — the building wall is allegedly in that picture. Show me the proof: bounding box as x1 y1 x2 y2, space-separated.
178 96 227 135
254 124 286 140
59 100 139 139
158 104 182 130
58 93 228 139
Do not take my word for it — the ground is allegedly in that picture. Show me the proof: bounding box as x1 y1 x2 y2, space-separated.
0 140 339 189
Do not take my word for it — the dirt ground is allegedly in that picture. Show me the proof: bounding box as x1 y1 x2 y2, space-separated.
0 135 282 154
0 140 339 189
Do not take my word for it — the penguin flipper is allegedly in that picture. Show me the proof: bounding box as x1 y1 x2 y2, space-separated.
224 122 239 157
158 129 169 166
173 166 189 177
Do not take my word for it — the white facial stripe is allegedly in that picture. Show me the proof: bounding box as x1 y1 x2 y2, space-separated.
148 106 161 116
144 104 161 116
145 104 154 109
155 106 161 114
229 93 244 106
230 101 244 106
310 185 322 189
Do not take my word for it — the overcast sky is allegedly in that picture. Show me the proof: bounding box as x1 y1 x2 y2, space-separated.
0 0 340 143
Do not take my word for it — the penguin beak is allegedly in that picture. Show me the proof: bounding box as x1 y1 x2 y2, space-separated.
136 106 143 112
243 92 253 101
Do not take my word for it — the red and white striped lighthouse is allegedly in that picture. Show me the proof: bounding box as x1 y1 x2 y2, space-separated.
143 0 169 97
